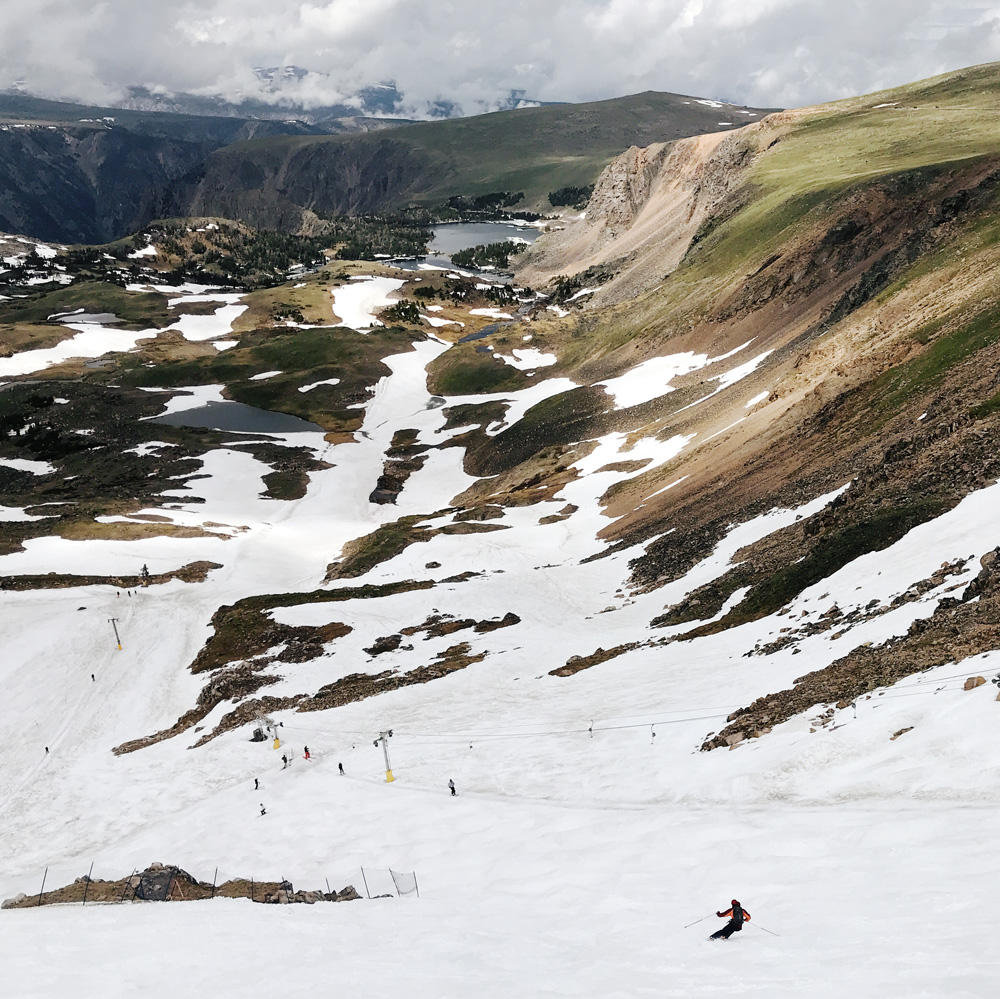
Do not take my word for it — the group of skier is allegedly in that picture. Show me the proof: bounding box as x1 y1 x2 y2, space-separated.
254 744 459 810
250 741 761 937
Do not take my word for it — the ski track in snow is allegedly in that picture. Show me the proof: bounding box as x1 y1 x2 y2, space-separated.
1 305 1000 994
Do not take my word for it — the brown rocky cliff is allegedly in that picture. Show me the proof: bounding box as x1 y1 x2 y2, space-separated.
515 119 781 305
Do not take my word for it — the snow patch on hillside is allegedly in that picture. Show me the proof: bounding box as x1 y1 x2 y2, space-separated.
0 457 55 475
298 378 341 393
497 348 557 369
0 324 158 377
332 276 405 330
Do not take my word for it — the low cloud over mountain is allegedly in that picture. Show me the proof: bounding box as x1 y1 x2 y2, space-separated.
3 1 999 116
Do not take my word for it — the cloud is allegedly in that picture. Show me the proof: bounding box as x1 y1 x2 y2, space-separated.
2 1 999 114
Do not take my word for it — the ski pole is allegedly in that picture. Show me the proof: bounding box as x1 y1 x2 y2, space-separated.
684 913 716 928
752 922 780 937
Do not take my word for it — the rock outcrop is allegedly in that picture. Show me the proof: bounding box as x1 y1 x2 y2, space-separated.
701 548 1000 750
515 117 784 305
2 864 363 908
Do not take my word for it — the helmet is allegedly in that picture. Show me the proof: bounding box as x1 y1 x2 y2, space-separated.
731 899 740 906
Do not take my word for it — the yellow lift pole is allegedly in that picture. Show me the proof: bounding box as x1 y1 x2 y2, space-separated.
374 730 394 782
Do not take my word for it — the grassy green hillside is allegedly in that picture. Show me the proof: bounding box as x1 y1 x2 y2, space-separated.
685 62 1000 288
178 91 777 224
433 62 1000 650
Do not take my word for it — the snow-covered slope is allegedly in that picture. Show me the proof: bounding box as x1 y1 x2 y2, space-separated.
1 320 999 996
10 65 1000 994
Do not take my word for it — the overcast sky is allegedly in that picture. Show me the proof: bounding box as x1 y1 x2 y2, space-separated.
2 1 1000 114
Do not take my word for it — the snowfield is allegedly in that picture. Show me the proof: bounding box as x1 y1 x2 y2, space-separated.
1 325 999 997
332 276 405 329
0 285 251 378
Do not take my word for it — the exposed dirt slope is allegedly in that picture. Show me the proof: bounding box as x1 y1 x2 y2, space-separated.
515 123 781 304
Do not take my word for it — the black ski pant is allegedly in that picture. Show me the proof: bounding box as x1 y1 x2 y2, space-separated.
710 920 742 940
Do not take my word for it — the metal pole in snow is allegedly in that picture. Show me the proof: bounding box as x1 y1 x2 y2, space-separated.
375 730 394 782
382 736 392 780
413 871 419 899
211 868 218 899
360 867 371 899
36 867 47 907
82 862 94 905
108 617 122 650
118 869 136 904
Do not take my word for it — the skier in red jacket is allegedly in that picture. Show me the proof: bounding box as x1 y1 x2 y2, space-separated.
710 899 750 939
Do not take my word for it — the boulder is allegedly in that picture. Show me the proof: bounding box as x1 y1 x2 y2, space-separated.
1 893 27 909
963 676 986 690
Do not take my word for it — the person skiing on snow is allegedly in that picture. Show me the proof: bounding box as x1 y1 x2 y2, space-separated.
338 762 344 775
254 777 259 790
281 754 288 769
304 746 310 760
710 899 750 939
448 779 457 796
260 803 266 816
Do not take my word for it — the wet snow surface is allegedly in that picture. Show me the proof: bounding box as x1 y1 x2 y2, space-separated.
1 301 999 996
332 276 405 329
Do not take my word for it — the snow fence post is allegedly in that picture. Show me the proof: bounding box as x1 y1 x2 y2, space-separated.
361 867 371 899
82 862 94 905
36 867 47 907
118 869 136 904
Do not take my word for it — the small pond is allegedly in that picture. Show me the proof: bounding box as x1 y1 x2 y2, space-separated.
151 401 324 434
392 221 543 278
428 221 541 256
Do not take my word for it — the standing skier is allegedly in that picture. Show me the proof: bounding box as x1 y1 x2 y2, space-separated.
710 899 751 940
448 779 457 796
338 762 345 775
254 777 259 790
281 754 288 769
304 746 310 760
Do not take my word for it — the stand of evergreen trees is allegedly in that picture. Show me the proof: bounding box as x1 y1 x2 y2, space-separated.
450 241 527 271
